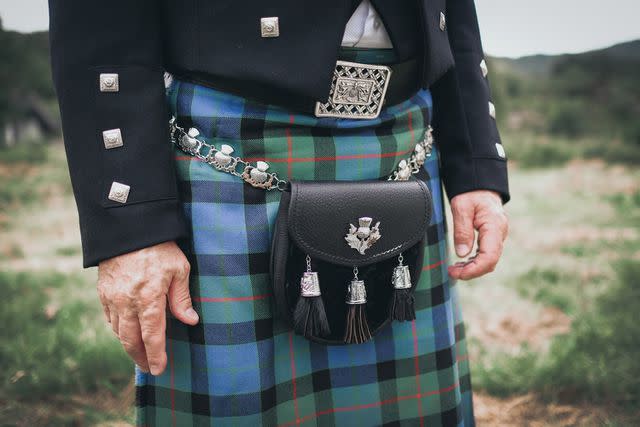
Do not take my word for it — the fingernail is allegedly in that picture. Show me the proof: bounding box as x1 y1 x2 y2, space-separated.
187 307 199 321
455 244 469 256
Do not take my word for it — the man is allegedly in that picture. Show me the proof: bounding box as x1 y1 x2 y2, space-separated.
48 0 509 424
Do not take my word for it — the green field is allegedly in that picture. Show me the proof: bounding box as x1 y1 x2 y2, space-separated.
1 139 638 426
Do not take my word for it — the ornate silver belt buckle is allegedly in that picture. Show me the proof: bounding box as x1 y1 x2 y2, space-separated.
314 60 392 120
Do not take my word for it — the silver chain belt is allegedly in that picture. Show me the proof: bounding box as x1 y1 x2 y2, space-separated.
169 115 434 192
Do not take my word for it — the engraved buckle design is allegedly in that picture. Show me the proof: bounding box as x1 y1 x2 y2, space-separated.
315 60 392 120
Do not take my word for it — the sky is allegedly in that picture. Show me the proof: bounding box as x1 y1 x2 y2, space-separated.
1 0 639 58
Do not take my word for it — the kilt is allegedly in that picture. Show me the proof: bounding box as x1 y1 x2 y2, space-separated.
135 47 476 427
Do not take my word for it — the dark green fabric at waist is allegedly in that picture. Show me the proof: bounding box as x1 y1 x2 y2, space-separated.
337 47 399 64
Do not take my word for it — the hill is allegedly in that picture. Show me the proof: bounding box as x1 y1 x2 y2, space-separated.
488 39 640 153
493 39 640 77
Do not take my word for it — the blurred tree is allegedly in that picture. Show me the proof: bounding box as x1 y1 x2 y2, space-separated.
0 26 56 146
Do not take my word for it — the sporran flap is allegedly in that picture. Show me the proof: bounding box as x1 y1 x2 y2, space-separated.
286 175 432 267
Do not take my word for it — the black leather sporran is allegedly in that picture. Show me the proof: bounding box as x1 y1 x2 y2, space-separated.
269 175 432 345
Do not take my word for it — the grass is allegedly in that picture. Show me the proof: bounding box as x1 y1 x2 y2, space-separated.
512 266 609 315
470 181 640 422
474 259 640 410
0 141 70 213
501 131 640 168
0 270 135 425
513 268 579 313
0 140 49 164
55 245 81 257
605 189 640 226
0 171 43 211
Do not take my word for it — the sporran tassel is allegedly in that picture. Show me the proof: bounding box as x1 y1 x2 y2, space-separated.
293 255 331 337
344 266 372 344
390 253 416 321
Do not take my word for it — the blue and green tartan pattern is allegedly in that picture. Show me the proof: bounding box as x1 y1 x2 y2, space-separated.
135 48 475 427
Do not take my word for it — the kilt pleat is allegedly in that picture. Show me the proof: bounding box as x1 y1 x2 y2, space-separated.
134 47 475 427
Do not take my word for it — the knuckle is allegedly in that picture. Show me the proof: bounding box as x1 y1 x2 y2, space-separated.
453 205 471 219
139 285 163 302
120 337 138 351
112 292 132 309
139 306 163 324
142 331 165 348
454 231 473 244
179 261 190 276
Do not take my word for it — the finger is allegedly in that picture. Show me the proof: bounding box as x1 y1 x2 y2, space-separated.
139 296 168 376
97 289 111 324
108 305 119 336
118 308 150 373
102 303 111 324
448 222 503 280
451 199 475 257
167 264 199 325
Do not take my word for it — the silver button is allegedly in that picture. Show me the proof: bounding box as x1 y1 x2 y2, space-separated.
260 17 279 38
102 128 123 149
108 181 130 203
495 143 506 158
439 12 446 31
100 73 119 92
480 59 488 78
488 101 496 119
373 18 382 30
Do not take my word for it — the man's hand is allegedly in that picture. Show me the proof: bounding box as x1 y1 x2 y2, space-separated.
96 241 199 376
447 190 509 280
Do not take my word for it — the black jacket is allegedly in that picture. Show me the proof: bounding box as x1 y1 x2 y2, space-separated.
47 0 510 268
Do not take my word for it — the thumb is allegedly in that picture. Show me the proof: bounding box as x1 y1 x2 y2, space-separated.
167 267 199 325
451 199 475 258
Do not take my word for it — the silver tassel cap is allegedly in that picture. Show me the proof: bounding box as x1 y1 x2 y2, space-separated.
346 279 367 305
300 271 321 297
392 264 412 290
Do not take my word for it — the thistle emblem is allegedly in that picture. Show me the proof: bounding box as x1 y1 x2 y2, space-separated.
345 216 381 255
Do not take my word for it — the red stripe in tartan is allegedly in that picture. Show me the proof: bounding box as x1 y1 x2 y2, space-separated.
175 147 414 164
412 319 425 426
423 258 448 271
278 383 460 427
194 294 270 302
288 331 301 424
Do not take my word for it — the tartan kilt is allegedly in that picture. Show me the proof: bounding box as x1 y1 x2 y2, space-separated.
135 47 476 427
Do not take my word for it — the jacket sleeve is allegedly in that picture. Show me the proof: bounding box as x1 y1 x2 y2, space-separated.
429 0 511 205
48 0 189 268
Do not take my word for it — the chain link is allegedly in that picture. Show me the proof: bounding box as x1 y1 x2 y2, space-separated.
169 115 433 191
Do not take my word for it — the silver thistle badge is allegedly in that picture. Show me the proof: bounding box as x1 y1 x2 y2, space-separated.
345 216 381 255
